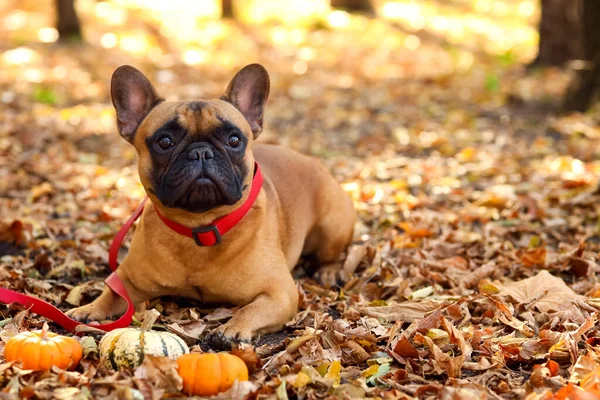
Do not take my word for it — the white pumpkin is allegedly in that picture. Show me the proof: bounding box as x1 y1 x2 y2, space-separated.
99 328 189 370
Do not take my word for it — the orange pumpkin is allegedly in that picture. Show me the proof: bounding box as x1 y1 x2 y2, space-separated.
177 353 249 396
3 323 83 371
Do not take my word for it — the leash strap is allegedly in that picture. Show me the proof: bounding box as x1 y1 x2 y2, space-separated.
0 163 262 332
0 199 147 333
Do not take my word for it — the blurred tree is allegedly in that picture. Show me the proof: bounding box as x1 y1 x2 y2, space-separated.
330 0 374 14
55 0 82 42
563 0 600 112
222 0 234 18
532 0 580 67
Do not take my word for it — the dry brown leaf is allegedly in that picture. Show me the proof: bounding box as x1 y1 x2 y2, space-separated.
133 355 182 393
210 381 258 400
340 339 370 365
398 222 435 239
441 256 469 270
29 182 54 201
462 262 498 289
498 270 585 313
65 281 98 306
342 244 368 276
569 354 600 384
0 220 29 247
442 317 472 361
360 300 444 322
166 321 205 344
230 345 263 374
518 247 547 267
392 335 420 358
415 332 464 378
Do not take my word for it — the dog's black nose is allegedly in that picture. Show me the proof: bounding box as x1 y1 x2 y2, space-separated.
188 147 214 161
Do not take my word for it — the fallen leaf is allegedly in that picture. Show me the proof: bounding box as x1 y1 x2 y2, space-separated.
166 321 205 344
293 371 311 388
133 355 182 393
29 182 54 201
360 300 444 322
211 381 258 400
324 360 342 387
398 222 434 239
276 380 289 400
415 332 463 378
342 244 368 276
230 344 263 374
0 220 28 247
65 281 97 306
518 247 547 267
498 270 585 313
392 336 420 358
80 336 98 358
366 362 391 385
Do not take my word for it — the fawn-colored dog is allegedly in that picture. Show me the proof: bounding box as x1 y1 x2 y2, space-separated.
67 64 356 348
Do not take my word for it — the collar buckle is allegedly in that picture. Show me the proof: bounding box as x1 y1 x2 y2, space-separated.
153 162 262 246
192 225 222 246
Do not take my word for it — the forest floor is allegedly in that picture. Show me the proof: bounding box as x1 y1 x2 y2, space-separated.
2 1 600 399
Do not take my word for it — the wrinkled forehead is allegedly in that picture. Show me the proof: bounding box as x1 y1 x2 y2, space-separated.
135 100 249 143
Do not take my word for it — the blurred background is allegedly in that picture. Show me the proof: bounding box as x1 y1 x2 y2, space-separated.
1 0 600 240
0 1 596 153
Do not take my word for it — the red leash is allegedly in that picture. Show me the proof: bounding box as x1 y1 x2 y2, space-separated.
0 199 145 333
0 163 263 333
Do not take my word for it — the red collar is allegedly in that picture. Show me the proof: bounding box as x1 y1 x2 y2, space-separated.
154 163 263 246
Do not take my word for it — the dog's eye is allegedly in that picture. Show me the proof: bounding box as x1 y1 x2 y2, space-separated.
157 136 174 150
226 134 241 148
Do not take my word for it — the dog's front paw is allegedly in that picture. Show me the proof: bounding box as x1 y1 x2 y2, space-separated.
203 323 252 351
313 263 346 288
66 304 110 323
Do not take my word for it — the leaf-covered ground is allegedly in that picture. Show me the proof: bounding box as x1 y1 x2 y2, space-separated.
2 1 600 399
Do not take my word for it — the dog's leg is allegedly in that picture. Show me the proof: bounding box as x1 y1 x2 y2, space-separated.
204 277 298 350
66 268 147 322
311 196 356 288
312 227 355 288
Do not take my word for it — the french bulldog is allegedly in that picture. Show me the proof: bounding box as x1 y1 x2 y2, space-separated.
67 64 356 348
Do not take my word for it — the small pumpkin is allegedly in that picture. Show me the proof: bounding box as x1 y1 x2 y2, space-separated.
3 323 83 371
177 353 249 396
99 328 189 370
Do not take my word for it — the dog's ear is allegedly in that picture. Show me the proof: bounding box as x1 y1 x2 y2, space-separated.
111 65 162 143
221 64 270 138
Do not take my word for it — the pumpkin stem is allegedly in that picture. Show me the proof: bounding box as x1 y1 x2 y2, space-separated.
140 309 161 331
41 322 49 340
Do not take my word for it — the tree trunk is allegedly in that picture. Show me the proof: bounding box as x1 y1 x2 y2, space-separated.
531 0 580 67
55 0 82 42
222 0 234 19
330 0 374 14
563 0 600 112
